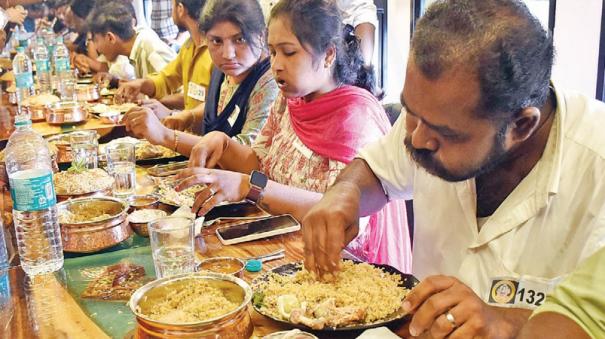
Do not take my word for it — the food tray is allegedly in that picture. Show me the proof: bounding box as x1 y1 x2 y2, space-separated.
252 261 418 332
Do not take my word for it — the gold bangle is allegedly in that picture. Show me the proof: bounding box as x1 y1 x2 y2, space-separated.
173 130 180 153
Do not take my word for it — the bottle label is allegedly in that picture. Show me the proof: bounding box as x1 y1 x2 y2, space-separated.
9 169 57 211
55 58 70 72
15 72 34 89
35 60 50 73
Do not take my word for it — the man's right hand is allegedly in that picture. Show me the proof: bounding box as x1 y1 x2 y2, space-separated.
116 80 146 103
301 181 361 279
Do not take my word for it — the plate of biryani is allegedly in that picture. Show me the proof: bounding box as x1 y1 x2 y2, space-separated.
252 260 417 331
152 176 206 208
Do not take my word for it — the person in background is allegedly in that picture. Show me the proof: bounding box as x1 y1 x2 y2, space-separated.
300 0 605 338
88 0 175 80
150 0 178 43
115 0 211 115
174 0 410 273
23 3 46 32
66 0 104 74
517 246 605 339
122 0 277 149
259 0 377 67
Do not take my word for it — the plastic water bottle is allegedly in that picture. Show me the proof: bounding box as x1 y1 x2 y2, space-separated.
12 47 34 116
53 36 74 100
15 25 29 50
4 115 64 276
33 37 52 95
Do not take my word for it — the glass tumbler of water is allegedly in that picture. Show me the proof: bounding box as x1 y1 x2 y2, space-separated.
105 142 136 199
69 130 98 169
148 217 195 279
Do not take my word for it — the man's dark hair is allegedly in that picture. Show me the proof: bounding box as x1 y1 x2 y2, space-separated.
87 1 136 40
199 0 265 51
176 0 205 21
70 0 96 19
411 0 554 121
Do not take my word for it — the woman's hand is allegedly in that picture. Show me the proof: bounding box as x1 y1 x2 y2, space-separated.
189 131 231 168
175 168 250 216
122 106 172 146
163 110 193 131
6 7 27 25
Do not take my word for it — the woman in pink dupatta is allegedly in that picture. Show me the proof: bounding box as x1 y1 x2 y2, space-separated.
176 0 411 273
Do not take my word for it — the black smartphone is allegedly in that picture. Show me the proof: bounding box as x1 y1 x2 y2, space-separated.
204 201 263 223
216 214 300 245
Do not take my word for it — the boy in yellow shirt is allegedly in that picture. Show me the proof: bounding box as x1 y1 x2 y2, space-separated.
116 0 212 117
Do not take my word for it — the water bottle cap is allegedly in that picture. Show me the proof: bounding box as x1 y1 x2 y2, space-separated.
16 47 24 53
245 259 262 272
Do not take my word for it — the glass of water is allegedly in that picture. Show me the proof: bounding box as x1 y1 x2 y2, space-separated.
105 142 136 198
148 217 195 279
69 130 98 169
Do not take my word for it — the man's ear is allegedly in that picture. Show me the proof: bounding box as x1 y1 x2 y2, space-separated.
508 106 541 144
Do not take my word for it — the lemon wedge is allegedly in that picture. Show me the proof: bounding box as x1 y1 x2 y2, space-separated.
277 294 300 319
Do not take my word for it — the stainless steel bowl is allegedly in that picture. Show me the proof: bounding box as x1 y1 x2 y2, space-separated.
127 208 167 237
76 84 100 102
45 101 88 125
129 273 254 339
127 194 160 211
57 196 132 253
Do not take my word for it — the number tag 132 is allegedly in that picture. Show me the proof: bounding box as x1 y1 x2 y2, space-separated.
487 275 564 310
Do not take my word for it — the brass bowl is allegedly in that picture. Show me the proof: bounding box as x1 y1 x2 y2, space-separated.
57 196 132 253
127 194 160 212
76 84 100 102
127 208 167 237
129 273 253 338
45 101 88 125
197 257 246 278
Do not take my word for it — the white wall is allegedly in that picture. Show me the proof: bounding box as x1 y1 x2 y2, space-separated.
551 0 603 97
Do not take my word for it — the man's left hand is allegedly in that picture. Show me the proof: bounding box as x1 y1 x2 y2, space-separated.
403 275 506 339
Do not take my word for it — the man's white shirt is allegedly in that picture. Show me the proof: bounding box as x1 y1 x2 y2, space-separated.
358 86 605 309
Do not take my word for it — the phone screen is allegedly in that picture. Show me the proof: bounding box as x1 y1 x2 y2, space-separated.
217 215 299 241
205 201 261 222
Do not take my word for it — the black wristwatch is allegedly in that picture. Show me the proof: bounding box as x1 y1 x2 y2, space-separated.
245 170 268 204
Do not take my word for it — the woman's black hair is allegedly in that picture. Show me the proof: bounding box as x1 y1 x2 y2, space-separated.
199 0 266 53
269 0 379 98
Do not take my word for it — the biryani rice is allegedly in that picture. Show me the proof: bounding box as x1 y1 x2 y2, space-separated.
256 261 408 324
142 280 239 323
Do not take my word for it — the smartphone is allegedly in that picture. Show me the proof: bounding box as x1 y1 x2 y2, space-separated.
204 201 263 223
216 214 300 245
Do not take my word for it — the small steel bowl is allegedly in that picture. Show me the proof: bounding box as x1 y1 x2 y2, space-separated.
45 101 88 125
197 257 246 278
126 194 160 212
127 208 167 237
76 84 100 102
98 111 122 124
129 273 253 338
57 196 132 253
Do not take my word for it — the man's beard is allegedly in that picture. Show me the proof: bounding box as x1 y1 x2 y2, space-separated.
404 124 509 182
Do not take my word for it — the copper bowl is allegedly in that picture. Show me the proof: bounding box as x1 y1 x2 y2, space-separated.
56 187 113 202
28 104 47 122
57 196 132 253
197 257 246 278
46 133 72 163
127 208 167 237
76 84 100 102
45 101 88 125
127 194 160 212
129 273 253 339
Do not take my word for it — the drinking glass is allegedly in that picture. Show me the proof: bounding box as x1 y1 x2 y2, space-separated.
69 130 98 169
148 216 195 279
105 142 136 198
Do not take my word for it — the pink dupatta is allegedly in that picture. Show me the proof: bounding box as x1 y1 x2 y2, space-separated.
289 86 412 273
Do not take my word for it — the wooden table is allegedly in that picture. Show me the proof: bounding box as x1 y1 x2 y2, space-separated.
0 168 408 339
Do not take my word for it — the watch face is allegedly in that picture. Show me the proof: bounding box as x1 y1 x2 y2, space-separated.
250 170 268 188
